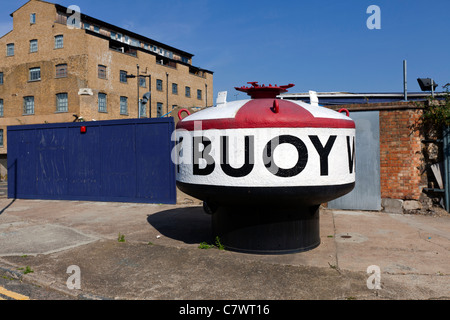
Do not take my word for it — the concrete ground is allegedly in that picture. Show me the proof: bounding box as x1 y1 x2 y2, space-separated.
0 195 448 300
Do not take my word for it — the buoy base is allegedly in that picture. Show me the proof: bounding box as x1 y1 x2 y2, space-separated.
212 204 321 255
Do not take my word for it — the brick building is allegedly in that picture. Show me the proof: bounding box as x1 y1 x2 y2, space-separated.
0 0 213 178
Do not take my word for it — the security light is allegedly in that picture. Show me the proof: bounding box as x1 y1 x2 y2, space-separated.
141 92 151 105
417 78 438 98
417 78 438 92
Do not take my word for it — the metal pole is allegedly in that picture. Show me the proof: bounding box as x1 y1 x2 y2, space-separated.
149 74 152 118
166 72 169 116
205 83 208 108
432 78 435 98
403 60 408 101
137 64 140 118
444 127 450 212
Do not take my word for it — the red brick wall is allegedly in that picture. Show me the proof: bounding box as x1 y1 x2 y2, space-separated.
379 109 423 200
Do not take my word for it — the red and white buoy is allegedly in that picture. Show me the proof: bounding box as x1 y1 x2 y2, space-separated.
175 82 356 254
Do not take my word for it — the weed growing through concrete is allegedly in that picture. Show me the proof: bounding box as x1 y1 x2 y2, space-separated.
118 233 126 243
18 266 34 275
198 242 214 249
215 236 225 250
328 262 341 274
198 236 226 250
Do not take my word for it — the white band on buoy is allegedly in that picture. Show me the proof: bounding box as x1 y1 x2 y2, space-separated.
174 127 356 188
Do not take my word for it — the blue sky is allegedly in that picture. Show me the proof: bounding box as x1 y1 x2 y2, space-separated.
1 0 449 101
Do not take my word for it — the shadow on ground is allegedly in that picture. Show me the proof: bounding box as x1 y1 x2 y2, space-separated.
147 206 213 244
0 199 15 216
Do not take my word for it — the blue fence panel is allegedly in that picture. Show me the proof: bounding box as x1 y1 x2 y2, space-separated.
36 127 69 197
67 126 102 198
100 123 138 199
7 118 176 204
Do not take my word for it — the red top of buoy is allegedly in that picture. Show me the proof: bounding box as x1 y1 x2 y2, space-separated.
235 82 295 99
177 81 355 131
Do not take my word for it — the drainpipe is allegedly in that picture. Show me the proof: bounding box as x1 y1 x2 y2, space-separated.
205 83 208 108
137 64 140 118
166 72 169 116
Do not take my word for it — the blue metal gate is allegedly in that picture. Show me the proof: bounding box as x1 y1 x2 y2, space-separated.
7 118 176 204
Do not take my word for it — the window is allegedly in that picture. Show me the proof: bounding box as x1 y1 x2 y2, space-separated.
185 86 191 98
98 93 107 112
6 43 14 56
23 96 35 115
110 32 116 40
157 103 163 117
139 76 146 88
56 93 68 112
94 26 100 33
197 89 202 100
30 39 38 53
131 38 139 47
120 96 128 115
54 35 64 49
0 129 3 148
0 99 3 117
98 65 107 79
172 83 178 95
56 64 67 78
0 72 3 85
117 33 122 41
156 79 163 91
84 22 90 30
29 67 41 81
30 13 36 24
120 70 128 83
140 103 147 118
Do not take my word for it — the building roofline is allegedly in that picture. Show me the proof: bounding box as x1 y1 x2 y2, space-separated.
10 0 55 17
0 30 13 41
88 29 213 74
9 1 196 59
53 3 195 59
